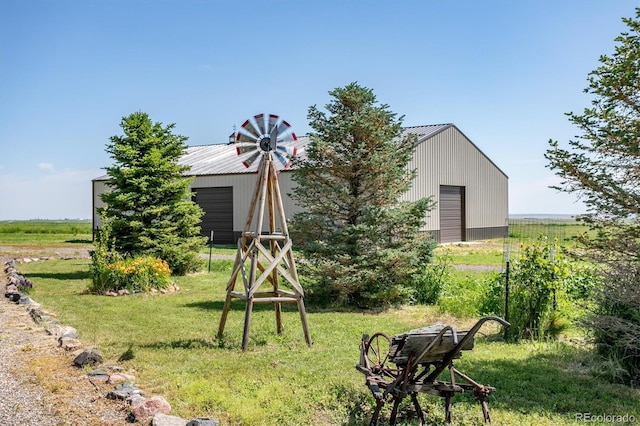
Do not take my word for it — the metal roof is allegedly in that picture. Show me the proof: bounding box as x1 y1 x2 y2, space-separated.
401 124 452 142
93 124 454 181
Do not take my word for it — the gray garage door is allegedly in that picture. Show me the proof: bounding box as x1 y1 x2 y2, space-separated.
439 185 465 243
193 187 235 244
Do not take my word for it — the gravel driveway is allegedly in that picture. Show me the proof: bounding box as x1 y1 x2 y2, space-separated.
1 255 129 425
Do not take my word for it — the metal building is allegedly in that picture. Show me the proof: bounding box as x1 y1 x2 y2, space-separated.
92 123 508 244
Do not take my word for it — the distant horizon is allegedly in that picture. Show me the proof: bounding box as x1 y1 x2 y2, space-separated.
508 213 584 220
0 213 588 222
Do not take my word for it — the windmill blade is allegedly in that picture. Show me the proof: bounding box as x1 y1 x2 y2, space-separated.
273 151 292 169
253 113 266 135
276 131 297 144
236 127 259 143
276 144 297 157
275 120 296 139
240 118 261 139
236 143 258 155
242 150 262 168
266 114 279 136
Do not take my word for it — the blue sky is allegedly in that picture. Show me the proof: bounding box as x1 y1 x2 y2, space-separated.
0 0 637 220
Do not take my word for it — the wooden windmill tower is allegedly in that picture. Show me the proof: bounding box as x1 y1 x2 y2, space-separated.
217 113 312 351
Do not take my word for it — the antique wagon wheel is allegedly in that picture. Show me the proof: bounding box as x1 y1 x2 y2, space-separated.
235 113 298 168
364 332 392 374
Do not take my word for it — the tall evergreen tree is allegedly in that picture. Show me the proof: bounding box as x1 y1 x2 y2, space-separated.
545 10 640 382
100 112 206 275
291 82 435 308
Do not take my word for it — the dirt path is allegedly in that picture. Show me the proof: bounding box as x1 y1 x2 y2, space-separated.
0 245 92 265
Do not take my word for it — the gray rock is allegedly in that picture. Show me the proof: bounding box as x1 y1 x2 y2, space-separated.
107 389 137 400
17 295 35 305
50 325 77 339
186 418 220 426
115 380 137 390
73 348 103 367
3 260 17 271
126 394 146 407
87 368 110 382
152 413 188 426
107 384 143 400
5 284 18 294
28 308 51 323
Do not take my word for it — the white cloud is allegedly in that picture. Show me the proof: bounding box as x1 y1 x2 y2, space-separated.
38 162 56 172
0 168 102 220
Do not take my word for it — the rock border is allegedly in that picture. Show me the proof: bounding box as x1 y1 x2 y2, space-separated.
3 259 219 426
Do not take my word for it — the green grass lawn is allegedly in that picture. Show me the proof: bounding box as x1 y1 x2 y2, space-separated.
17 259 640 426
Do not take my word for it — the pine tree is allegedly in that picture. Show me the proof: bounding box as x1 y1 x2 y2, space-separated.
291 82 436 308
545 10 640 383
99 112 206 275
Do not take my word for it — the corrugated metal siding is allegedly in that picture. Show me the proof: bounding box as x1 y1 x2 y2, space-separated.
467 226 508 241
403 126 508 236
440 185 465 243
190 171 303 234
193 187 234 244
92 180 109 230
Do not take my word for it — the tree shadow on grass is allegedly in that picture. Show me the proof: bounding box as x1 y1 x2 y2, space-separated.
452 345 640 420
138 338 220 350
137 334 271 351
183 300 298 313
64 239 93 244
25 270 92 281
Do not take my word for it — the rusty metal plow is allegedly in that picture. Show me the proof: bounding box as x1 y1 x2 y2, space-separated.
356 316 509 425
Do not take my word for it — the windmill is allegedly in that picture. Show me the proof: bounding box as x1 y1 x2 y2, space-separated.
217 113 312 351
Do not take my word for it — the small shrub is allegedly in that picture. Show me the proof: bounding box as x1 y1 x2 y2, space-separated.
543 311 572 339
486 236 590 342
107 256 172 292
413 249 451 305
479 271 505 317
89 213 172 293
18 277 33 294
439 271 497 318
90 214 121 293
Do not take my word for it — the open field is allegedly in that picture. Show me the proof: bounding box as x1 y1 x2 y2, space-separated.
0 221 93 256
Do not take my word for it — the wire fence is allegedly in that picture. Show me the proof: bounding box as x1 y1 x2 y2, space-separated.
503 215 583 266
500 215 585 339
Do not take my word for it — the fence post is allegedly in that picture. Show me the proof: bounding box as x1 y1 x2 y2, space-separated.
504 246 510 340
208 231 214 273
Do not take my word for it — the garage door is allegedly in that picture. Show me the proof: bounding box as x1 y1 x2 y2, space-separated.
439 185 465 243
193 187 235 244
